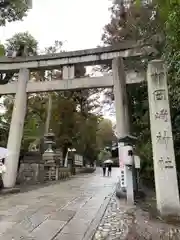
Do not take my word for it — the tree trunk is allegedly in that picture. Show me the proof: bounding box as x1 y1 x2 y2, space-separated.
45 93 52 134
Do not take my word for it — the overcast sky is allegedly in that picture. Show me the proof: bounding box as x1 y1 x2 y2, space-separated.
0 0 111 51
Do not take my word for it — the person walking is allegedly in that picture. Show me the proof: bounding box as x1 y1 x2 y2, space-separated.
0 158 6 189
108 164 112 177
102 163 106 177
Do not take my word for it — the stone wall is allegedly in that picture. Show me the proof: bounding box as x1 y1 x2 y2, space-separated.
17 152 44 185
16 151 95 185
17 161 44 185
44 166 71 181
17 163 72 184
58 168 71 179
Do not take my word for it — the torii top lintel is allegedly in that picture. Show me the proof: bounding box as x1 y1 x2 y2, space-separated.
0 41 157 72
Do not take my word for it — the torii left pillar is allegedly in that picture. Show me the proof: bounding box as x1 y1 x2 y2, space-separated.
3 69 29 188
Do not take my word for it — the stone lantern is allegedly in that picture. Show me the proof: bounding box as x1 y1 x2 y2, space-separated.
44 130 55 153
42 130 59 181
43 130 56 165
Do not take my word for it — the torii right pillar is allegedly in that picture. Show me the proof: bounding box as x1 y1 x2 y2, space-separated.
147 60 180 216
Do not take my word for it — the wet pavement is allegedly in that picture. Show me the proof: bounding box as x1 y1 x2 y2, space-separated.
93 195 135 240
0 167 119 240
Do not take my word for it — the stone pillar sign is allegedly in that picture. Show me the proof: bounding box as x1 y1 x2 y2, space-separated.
147 60 180 215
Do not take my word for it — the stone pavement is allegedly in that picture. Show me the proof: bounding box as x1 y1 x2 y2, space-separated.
0 167 120 240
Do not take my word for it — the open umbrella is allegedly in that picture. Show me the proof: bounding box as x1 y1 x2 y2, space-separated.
103 159 113 164
0 147 8 160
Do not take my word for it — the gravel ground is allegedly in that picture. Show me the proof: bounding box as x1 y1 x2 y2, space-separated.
93 195 180 240
93 196 135 240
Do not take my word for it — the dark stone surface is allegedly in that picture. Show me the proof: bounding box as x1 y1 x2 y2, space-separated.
0 187 20 195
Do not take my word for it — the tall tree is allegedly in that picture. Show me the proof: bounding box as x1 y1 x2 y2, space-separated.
0 0 31 26
160 3 180 172
102 0 180 181
96 118 116 149
101 0 164 180
5 31 38 54
0 31 38 85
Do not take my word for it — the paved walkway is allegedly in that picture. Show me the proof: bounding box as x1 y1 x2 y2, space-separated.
0 167 119 240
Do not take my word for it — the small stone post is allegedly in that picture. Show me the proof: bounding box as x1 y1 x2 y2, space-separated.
112 57 134 204
147 60 180 216
3 69 29 188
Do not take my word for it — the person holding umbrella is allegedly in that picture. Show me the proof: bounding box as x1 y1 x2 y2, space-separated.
103 159 113 177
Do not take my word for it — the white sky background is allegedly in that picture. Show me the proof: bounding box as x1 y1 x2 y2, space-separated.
0 0 116 122
0 0 112 50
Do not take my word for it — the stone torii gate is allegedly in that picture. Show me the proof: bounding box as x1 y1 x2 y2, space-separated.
0 41 179 216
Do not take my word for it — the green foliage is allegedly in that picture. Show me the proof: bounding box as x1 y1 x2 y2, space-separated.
0 44 5 56
103 0 180 180
98 149 111 164
103 1 162 44
96 118 115 149
6 32 38 54
101 0 161 180
0 0 29 26
162 4 180 171
152 0 180 23
49 90 101 161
